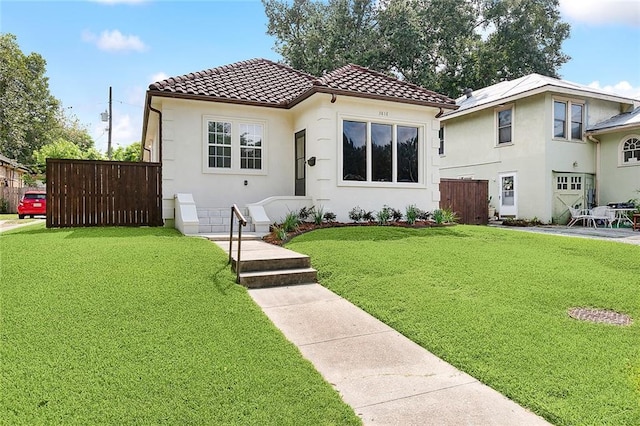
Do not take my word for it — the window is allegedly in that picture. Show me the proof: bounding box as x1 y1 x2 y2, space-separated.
497 108 512 144
342 120 420 184
554 99 584 140
239 124 263 170
571 104 583 140
438 126 444 155
207 121 231 168
622 136 640 164
205 119 265 172
557 176 568 190
570 176 582 190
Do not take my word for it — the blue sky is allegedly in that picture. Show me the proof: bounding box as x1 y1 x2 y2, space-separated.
2 0 639 154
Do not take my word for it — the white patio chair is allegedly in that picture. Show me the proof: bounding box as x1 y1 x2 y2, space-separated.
567 206 591 227
588 206 614 228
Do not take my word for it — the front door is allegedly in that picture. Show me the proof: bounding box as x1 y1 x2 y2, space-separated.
499 172 517 217
295 130 306 196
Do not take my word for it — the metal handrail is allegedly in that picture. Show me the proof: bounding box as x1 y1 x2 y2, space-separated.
229 204 247 283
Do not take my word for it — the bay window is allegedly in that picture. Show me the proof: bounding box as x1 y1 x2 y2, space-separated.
342 120 420 184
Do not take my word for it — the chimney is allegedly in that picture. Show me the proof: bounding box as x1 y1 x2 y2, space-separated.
463 88 473 99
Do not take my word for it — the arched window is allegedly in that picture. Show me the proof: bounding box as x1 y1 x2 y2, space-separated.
622 136 640 164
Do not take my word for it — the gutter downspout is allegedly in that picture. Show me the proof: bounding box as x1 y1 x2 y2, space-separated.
587 134 601 206
147 96 163 164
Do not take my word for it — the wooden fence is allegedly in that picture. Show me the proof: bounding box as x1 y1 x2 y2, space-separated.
440 178 488 225
46 159 163 228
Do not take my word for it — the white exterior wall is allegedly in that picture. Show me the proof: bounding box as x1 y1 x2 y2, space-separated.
292 94 442 222
147 93 444 225
153 97 294 219
598 131 640 204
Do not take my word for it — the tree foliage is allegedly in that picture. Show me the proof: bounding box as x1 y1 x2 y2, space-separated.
32 138 103 172
112 142 142 162
0 33 97 165
262 0 570 98
0 33 60 164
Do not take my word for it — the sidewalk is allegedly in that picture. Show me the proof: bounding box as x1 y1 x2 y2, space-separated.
249 281 550 425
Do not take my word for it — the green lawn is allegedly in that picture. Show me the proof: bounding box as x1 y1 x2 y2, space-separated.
0 225 360 425
287 226 640 426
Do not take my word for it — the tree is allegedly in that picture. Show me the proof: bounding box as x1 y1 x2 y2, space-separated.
32 138 103 172
263 0 384 77
0 34 60 164
112 142 142 162
262 0 571 98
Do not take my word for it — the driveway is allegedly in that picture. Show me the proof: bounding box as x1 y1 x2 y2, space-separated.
491 223 640 245
0 219 45 233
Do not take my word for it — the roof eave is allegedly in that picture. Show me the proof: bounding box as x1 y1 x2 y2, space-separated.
441 84 638 121
146 89 292 109
586 122 640 136
311 87 457 110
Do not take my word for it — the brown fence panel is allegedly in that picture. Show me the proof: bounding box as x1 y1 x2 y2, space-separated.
440 178 488 225
46 159 162 228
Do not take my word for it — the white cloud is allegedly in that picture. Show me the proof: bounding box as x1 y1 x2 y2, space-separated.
559 0 640 27
150 72 169 83
587 80 640 99
82 29 147 53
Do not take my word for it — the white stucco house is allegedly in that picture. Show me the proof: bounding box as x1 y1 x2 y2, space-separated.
141 59 456 234
438 74 639 223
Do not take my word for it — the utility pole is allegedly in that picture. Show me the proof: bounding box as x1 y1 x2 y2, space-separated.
108 86 113 160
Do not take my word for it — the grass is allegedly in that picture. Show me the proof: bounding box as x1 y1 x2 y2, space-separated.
287 225 640 426
0 225 360 425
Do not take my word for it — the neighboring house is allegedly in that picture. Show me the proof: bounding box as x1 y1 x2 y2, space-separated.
585 107 640 205
0 153 30 188
0 153 32 213
141 59 456 233
439 74 639 223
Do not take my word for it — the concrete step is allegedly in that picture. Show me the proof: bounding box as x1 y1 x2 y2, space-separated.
233 255 311 273
239 267 318 288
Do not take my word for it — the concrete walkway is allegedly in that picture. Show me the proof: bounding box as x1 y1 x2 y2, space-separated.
249 282 550 425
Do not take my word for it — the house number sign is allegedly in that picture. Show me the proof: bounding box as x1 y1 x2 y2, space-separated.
379 111 389 117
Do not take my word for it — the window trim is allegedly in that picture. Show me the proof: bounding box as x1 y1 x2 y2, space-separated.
202 116 267 175
619 134 640 167
338 115 425 188
552 97 585 142
495 105 513 146
438 126 445 156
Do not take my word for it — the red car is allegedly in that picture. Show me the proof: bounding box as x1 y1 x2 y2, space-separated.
17 191 46 219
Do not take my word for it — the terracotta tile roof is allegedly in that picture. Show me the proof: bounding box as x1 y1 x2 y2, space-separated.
148 58 456 109
148 59 315 107
314 64 455 107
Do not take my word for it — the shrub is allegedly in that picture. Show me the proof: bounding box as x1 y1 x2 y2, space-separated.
298 206 314 222
348 206 364 222
0 198 9 214
376 205 392 225
405 205 419 225
432 209 445 224
323 211 336 223
362 210 375 222
281 211 300 232
312 206 324 225
418 209 431 221
390 207 403 222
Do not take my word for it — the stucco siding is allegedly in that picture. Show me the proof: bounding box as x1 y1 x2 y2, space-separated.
292 94 441 222
157 98 295 216
598 132 640 204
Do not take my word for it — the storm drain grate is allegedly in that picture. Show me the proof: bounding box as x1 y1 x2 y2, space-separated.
568 307 632 326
